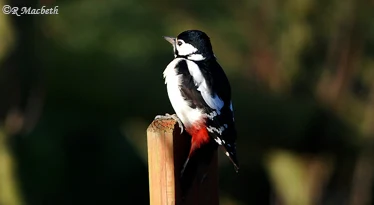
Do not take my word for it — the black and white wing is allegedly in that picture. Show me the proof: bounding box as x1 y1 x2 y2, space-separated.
176 59 239 170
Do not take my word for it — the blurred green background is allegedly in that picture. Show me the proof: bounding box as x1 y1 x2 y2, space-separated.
1 0 374 204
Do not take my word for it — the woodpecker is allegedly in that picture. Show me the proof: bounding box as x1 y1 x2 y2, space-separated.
156 30 239 175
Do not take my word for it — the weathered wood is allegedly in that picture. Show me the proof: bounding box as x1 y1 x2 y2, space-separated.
147 118 219 205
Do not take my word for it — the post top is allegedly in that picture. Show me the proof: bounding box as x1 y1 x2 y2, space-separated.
147 118 178 133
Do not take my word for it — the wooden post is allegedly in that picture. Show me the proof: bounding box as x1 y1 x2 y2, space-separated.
147 118 219 205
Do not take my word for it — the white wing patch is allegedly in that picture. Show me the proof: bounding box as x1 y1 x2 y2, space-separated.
214 138 222 145
186 60 224 113
207 126 226 135
205 111 217 120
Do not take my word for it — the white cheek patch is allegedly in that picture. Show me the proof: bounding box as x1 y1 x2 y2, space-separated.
187 54 205 61
177 42 198 56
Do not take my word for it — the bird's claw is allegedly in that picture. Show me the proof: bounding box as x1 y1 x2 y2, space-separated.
171 114 184 134
155 113 184 134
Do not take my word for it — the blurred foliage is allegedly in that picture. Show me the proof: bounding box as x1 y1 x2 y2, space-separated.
0 0 374 204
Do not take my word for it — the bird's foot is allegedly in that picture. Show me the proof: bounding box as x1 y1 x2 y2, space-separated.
155 113 184 134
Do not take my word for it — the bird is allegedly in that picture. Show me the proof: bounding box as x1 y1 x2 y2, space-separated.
156 30 239 177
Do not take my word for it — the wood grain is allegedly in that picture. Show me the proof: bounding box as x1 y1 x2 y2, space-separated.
147 117 219 205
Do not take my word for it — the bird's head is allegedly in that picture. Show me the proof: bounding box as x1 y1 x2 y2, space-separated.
164 30 214 61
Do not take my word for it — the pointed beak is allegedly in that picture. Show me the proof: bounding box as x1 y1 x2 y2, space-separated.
163 36 176 45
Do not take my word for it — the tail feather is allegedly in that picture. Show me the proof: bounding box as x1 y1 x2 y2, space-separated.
221 143 239 172
180 141 217 196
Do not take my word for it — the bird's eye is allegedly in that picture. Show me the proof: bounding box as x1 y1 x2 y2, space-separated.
177 41 183 46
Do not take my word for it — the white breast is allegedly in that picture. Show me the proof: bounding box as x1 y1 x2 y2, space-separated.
163 58 204 127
